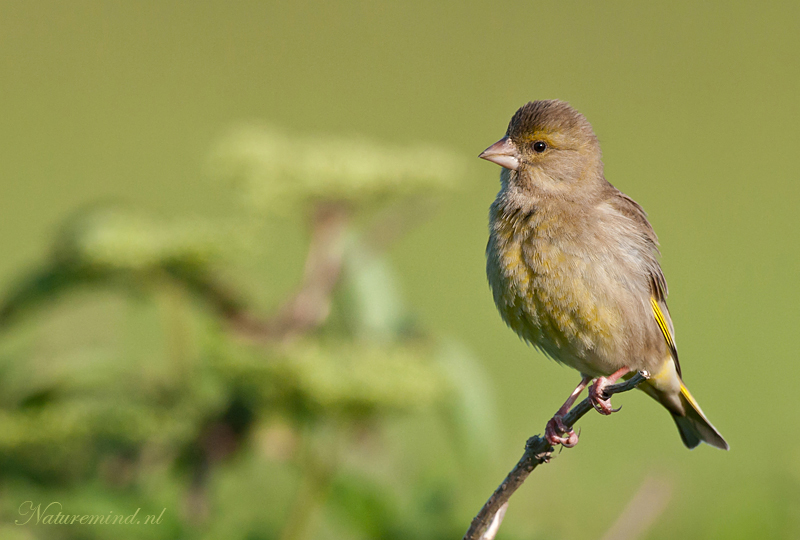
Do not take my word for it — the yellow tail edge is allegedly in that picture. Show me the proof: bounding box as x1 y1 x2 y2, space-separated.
673 382 729 450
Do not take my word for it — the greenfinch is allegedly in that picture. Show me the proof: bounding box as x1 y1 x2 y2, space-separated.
480 100 728 450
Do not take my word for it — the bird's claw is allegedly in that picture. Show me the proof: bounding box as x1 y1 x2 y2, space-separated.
591 399 621 415
589 378 621 415
545 415 579 448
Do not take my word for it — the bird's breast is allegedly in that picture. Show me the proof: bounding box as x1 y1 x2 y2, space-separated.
487 204 622 372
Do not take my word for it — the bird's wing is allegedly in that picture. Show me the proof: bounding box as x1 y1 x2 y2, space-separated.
608 189 682 376
649 296 681 376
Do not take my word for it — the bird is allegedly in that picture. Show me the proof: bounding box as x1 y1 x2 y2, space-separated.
479 100 728 450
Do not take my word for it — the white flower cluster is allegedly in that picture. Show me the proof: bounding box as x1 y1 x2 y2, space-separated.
209 125 466 214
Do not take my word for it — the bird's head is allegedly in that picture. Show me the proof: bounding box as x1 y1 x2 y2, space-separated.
480 100 604 195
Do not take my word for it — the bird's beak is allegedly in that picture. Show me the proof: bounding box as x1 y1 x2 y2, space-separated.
479 136 520 171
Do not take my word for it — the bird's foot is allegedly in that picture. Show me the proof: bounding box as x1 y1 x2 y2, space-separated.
589 377 622 415
545 415 579 447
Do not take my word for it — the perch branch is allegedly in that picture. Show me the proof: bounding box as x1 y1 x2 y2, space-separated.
462 371 649 540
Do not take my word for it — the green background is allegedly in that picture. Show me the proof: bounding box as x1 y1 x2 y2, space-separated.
1 2 799 539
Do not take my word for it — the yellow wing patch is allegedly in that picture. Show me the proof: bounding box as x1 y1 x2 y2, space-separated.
650 297 681 375
650 297 674 349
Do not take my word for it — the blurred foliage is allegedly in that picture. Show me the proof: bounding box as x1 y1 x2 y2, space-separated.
209 125 465 216
0 131 495 540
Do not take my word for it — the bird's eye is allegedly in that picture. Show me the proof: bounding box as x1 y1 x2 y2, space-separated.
532 141 547 153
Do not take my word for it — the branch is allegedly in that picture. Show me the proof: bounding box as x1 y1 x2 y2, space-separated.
271 202 349 339
462 371 649 540
225 202 350 342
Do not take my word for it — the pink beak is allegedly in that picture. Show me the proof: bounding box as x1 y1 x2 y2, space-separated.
479 136 520 171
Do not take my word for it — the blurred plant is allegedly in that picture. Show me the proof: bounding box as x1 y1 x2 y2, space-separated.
209 124 460 215
0 127 498 540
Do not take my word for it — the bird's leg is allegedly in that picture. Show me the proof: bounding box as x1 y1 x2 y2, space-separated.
545 376 591 447
589 366 631 415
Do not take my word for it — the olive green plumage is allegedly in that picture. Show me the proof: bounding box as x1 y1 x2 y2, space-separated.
482 100 728 450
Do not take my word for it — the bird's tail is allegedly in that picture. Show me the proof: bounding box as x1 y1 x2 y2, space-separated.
670 382 729 450
640 373 729 450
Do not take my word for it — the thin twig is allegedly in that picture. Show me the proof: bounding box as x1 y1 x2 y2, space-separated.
271 202 349 339
224 202 350 342
462 371 649 540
